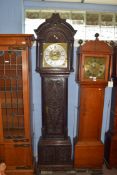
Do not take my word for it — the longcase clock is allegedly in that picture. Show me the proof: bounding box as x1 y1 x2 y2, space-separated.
104 43 117 168
74 34 112 168
0 34 34 175
34 13 76 170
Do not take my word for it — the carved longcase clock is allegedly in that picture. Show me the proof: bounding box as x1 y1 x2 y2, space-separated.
104 43 117 168
74 34 112 168
35 13 76 170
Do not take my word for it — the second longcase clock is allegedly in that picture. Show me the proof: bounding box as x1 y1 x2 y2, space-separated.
74 34 112 168
35 13 76 170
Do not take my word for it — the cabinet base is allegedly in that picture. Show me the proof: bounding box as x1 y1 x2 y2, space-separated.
6 169 34 175
104 131 117 168
38 137 72 170
74 140 104 169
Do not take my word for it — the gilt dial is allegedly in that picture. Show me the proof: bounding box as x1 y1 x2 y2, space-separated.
43 43 67 68
84 56 106 80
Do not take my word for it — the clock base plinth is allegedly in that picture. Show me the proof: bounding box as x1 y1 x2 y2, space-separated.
74 140 104 169
104 131 117 168
38 137 72 170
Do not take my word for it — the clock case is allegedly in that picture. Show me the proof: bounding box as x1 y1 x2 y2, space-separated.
35 13 76 171
74 35 112 169
77 37 112 85
104 43 117 168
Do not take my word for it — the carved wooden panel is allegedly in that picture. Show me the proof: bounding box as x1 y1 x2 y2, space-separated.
42 76 68 138
39 145 71 164
38 137 72 167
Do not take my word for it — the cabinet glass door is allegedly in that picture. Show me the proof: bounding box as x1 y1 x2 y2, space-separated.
0 50 25 139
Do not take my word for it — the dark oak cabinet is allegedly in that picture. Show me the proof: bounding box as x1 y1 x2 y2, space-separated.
0 34 34 175
35 13 76 170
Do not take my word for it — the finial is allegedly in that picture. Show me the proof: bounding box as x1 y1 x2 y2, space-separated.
78 39 83 45
110 40 115 47
95 33 99 40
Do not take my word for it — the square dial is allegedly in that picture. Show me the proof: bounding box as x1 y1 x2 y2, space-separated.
83 56 106 80
42 43 68 68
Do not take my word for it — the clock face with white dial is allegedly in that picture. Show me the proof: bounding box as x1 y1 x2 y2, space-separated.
43 43 67 68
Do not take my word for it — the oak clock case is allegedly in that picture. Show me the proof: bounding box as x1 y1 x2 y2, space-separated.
74 35 112 169
0 34 34 175
35 13 76 170
104 43 117 168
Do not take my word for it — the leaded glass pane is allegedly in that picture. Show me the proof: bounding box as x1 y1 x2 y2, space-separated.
0 51 24 139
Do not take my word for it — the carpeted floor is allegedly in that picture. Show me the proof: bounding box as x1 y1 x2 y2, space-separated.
40 165 117 175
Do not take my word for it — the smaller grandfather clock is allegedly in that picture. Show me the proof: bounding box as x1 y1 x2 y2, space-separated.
74 34 112 168
35 13 76 170
104 43 117 168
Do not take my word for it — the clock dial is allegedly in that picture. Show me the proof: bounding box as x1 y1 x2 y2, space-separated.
83 56 106 80
43 43 67 68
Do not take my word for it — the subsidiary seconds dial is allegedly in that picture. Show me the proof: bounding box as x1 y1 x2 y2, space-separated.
43 43 67 68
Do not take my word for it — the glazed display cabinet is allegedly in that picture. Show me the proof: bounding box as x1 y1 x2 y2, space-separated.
0 34 34 175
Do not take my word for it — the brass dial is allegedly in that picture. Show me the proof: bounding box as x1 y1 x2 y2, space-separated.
84 56 106 79
43 43 67 68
